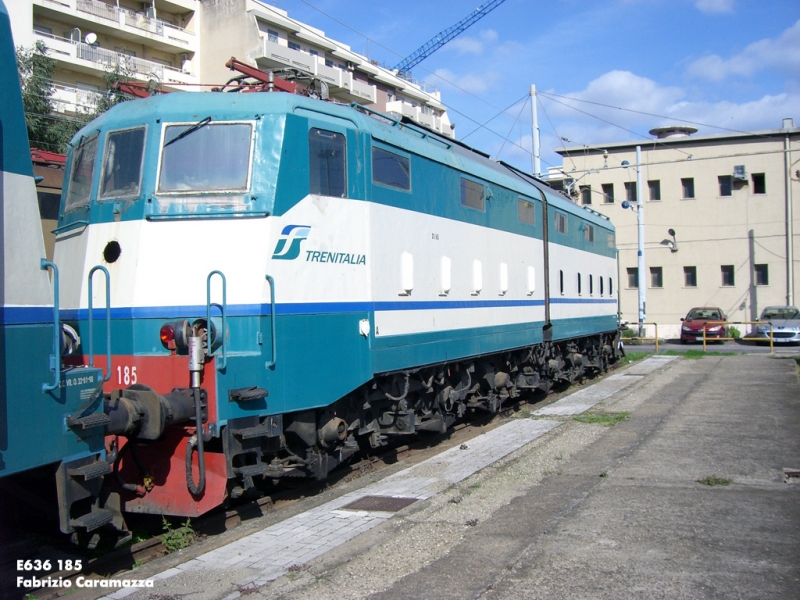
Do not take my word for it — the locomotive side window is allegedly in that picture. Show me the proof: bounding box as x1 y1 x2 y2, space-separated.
607 231 616 249
461 177 485 211
584 223 594 243
555 212 567 233
65 133 99 212
309 128 346 197
100 127 145 200
372 147 410 191
518 198 535 225
159 122 252 193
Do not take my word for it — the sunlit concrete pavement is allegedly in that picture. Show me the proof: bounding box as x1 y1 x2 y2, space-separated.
95 354 800 600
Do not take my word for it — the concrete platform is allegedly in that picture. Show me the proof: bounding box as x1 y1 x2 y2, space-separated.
92 355 799 599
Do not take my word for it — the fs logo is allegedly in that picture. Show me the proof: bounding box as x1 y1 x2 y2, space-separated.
272 225 311 260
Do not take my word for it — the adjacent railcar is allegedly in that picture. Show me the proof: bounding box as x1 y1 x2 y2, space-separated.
0 0 106 534
43 82 618 540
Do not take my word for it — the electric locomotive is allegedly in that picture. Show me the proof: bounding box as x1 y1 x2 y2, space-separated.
33 68 619 542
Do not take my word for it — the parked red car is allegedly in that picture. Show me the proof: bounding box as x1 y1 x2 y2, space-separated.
680 307 727 344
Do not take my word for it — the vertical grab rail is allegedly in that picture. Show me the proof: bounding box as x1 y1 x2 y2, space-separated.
40 260 61 392
207 270 227 371
264 274 276 369
88 265 112 381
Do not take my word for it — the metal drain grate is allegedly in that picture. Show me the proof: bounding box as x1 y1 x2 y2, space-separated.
340 495 418 512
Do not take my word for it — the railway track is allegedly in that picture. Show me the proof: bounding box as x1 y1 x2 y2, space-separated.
17 358 631 599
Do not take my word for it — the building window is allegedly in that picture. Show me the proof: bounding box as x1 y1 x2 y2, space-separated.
33 25 52 35
267 29 279 43
583 223 594 243
627 267 638 288
580 185 591 205
555 212 567 234
648 180 661 201
460 178 485 211
288 41 301 51
325 58 334 68
681 177 695 199
650 266 663 288
721 265 735 286
624 181 637 203
309 49 319 57
718 175 733 197
755 264 769 286
518 199 535 225
602 183 614 204
683 266 697 287
309 128 346 197
752 173 766 194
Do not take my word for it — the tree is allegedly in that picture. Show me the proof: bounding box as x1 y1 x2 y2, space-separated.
16 40 88 153
16 42 136 154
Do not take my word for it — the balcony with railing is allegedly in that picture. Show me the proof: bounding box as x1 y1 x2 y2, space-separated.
35 0 195 50
260 38 377 105
34 31 197 87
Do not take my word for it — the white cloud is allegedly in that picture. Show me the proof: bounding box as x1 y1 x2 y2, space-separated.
426 67 502 95
529 70 800 170
444 29 499 56
686 19 800 81
695 0 735 14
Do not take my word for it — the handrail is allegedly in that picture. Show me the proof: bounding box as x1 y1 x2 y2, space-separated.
51 220 89 235
88 265 112 381
206 270 227 372
620 322 659 353
40 260 61 392
264 274 276 369
703 321 773 353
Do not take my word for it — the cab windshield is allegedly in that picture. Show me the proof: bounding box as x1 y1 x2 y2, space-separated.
158 121 252 194
64 134 98 211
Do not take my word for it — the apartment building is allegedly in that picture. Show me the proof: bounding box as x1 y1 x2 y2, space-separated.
550 120 800 338
198 0 452 137
9 0 451 136
9 0 199 115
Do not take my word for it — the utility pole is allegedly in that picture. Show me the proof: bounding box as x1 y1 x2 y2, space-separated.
636 146 646 332
785 133 794 306
530 84 540 177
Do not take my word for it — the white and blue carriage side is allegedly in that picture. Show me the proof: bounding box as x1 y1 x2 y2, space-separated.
53 90 617 518
0 0 104 488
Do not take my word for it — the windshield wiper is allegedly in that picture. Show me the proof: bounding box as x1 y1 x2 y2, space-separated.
164 116 212 148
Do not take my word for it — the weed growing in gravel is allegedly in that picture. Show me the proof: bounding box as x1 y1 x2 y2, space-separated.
161 517 197 553
697 475 731 486
573 412 630 427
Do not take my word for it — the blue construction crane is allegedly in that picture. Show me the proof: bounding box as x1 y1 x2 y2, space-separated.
393 0 507 76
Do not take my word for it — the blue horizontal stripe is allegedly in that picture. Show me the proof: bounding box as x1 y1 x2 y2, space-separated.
0 306 56 325
4 296 615 323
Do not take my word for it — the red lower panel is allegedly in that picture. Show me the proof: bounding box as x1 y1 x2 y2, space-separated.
118 429 228 517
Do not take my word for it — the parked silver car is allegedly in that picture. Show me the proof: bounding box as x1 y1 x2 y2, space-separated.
751 306 800 344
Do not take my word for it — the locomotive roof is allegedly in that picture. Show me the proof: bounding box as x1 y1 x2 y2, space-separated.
76 91 612 231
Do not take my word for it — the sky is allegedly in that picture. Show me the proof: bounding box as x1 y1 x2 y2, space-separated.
269 0 800 175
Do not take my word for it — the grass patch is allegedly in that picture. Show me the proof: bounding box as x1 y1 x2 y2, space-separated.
161 517 198 554
623 351 652 363
573 412 630 427
663 349 734 359
697 475 731 486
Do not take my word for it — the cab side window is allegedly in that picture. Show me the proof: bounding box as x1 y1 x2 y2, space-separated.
309 128 346 197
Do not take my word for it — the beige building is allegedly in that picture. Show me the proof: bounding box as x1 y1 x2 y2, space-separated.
550 120 800 339
10 0 451 135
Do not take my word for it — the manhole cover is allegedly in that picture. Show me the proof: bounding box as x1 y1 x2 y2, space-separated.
340 495 418 512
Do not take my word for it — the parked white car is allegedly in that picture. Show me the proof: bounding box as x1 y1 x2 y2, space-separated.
751 306 800 344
